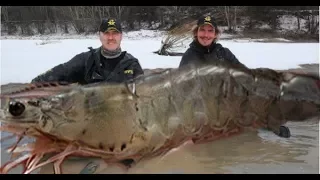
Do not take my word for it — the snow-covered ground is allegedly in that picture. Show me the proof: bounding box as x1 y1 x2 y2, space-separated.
1 29 319 85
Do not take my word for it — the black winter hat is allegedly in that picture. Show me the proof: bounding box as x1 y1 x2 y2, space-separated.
197 15 217 28
99 18 122 33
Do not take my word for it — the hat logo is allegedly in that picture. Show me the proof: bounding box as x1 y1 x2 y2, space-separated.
108 19 115 26
204 16 211 22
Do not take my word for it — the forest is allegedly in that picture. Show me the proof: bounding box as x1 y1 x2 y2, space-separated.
1 6 319 41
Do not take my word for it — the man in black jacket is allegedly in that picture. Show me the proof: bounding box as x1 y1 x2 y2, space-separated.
179 16 246 69
31 18 144 85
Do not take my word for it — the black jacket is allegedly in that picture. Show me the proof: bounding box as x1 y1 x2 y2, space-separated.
179 40 247 69
31 47 144 85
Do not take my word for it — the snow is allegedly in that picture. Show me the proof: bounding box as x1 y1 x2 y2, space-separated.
278 15 311 32
1 30 319 85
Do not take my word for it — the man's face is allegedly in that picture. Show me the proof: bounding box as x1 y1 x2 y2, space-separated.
196 24 216 47
99 30 122 51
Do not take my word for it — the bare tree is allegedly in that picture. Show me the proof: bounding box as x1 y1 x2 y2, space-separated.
2 6 9 22
96 6 111 20
224 6 231 30
306 12 319 35
221 6 244 32
60 6 90 33
113 6 125 20
158 6 193 27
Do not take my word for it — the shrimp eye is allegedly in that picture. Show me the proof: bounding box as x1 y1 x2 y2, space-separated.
9 101 25 116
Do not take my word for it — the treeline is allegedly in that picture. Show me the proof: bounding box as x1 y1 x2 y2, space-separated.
1 6 319 36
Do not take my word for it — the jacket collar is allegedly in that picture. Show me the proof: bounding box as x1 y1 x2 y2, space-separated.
189 40 221 54
96 46 127 60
